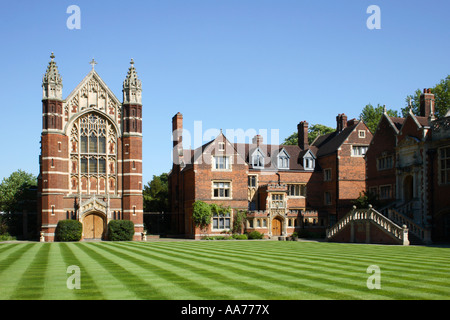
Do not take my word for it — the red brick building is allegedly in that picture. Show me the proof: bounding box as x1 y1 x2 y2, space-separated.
38 54 144 241
366 89 450 243
169 112 372 239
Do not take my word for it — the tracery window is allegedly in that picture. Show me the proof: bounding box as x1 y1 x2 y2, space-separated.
70 113 117 194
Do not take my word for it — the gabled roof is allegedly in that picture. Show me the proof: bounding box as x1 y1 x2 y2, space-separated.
64 69 122 106
312 122 361 157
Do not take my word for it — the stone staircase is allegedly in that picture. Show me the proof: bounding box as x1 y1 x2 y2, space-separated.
326 205 410 245
379 201 432 245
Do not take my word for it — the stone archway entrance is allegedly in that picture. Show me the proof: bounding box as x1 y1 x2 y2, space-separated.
83 212 105 239
272 217 283 236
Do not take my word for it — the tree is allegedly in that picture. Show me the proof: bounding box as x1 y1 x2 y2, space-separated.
143 173 169 212
360 104 398 134
283 124 334 146
402 75 450 118
0 170 37 214
0 170 37 238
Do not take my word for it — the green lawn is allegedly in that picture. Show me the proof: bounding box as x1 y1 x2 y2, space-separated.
0 240 449 300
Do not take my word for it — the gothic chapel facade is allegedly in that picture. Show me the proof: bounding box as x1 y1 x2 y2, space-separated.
38 53 144 241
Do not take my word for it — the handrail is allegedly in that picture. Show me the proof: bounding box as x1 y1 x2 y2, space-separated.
387 207 432 244
326 205 409 245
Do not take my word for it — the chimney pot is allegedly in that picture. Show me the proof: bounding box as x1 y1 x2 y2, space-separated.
298 121 309 150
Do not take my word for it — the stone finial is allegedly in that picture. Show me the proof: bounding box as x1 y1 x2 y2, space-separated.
42 52 63 100
123 58 142 105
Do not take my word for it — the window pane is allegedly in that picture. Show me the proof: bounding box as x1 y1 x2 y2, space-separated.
99 159 106 174
89 134 98 153
89 159 97 173
80 136 88 153
213 219 218 229
225 218 230 229
99 136 106 153
219 219 224 229
81 159 88 173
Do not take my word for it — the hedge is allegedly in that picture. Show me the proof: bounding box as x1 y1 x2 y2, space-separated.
108 220 135 241
55 220 82 242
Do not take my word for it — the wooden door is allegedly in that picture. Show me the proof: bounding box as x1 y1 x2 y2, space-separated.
83 214 104 239
272 218 282 236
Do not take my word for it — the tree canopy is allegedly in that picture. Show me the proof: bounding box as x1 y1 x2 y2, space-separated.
359 104 398 134
402 75 450 118
143 173 169 212
0 170 37 214
283 124 335 146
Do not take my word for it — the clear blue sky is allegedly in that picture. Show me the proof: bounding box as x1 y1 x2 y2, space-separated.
0 0 449 185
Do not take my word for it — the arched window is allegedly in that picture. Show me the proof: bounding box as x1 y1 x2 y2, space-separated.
70 113 117 194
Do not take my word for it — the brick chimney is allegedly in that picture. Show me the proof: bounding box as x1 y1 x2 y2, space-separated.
297 121 309 150
336 113 348 132
419 88 435 118
172 112 183 149
252 134 263 146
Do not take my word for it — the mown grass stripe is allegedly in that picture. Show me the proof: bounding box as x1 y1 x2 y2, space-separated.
111 241 297 300
10 244 50 300
77 242 170 300
128 242 370 300
0 243 35 275
176 241 450 299
97 242 234 300
186 242 450 299
59 243 105 300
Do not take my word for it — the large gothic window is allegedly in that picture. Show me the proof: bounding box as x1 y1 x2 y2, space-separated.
70 113 117 194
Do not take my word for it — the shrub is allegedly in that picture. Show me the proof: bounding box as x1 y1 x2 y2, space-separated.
247 230 264 240
192 201 212 230
108 220 135 241
232 234 248 240
55 220 82 242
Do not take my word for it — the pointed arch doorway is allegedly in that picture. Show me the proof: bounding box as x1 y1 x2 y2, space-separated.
83 212 106 239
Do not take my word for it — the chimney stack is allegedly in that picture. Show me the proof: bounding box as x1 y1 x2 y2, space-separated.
252 134 263 146
297 121 309 150
336 113 348 132
172 112 183 149
419 88 435 118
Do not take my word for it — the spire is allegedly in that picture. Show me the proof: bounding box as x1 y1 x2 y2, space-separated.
42 52 63 100
123 58 142 105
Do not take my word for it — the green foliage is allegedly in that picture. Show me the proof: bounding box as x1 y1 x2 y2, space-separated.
283 124 335 146
202 234 248 240
402 75 450 118
55 220 82 242
143 173 169 212
247 230 264 239
0 170 37 213
352 191 380 209
232 210 247 234
192 201 213 230
360 104 399 134
108 220 135 241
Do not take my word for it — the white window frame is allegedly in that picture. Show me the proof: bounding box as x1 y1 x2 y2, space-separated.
218 142 225 151
277 149 290 169
287 184 306 198
212 210 232 230
439 146 450 185
352 145 368 157
358 130 366 138
213 156 231 171
212 181 232 199
251 148 265 169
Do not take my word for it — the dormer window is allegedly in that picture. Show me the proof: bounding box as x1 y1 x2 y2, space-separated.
252 148 265 168
303 150 316 170
277 149 290 169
